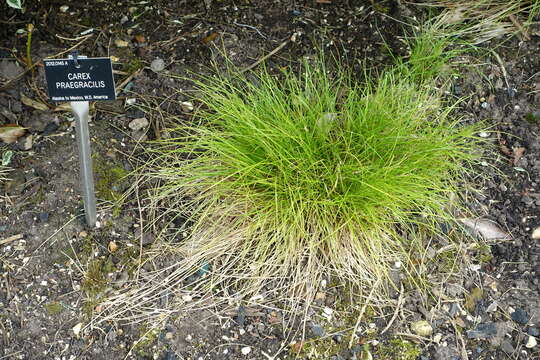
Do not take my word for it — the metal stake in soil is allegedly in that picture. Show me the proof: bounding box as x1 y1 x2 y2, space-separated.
71 101 96 227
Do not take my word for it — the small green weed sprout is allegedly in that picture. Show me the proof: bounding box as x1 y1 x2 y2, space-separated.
142 30 483 307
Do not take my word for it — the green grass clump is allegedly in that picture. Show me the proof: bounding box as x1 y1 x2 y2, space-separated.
93 157 129 202
375 338 422 360
146 31 482 305
44 301 64 316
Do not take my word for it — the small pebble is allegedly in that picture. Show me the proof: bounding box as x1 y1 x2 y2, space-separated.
108 241 118 253
527 327 539 337
18 135 33 150
323 307 333 316
150 58 165 72
466 323 497 339
532 227 540 240
180 101 194 112
333 334 342 343
525 335 537 348
72 323 83 336
310 323 325 337
128 117 149 131
510 308 530 325
241 346 251 355
410 320 432 337
486 301 498 313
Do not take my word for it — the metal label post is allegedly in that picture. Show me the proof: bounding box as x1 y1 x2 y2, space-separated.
71 100 96 227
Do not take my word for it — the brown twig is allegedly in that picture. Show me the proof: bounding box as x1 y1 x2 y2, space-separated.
0 234 23 246
380 284 405 335
348 280 379 348
241 38 292 73
116 68 143 93
491 50 510 90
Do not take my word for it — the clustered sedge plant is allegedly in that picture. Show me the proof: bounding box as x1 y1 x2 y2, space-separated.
93 28 486 327
139 32 481 304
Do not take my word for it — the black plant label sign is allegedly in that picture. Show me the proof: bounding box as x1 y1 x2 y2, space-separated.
43 57 116 102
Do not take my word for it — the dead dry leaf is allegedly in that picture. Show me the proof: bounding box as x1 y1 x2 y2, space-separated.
202 32 218 44
134 34 146 43
53 103 73 112
114 39 129 48
108 241 118 253
459 218 511 240
0 124 25 144
499 142 512 157
512 146 525 165
21 94 49 111
290 342 304 354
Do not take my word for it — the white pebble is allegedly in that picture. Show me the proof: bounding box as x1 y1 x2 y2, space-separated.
72 323 82 336
150 58 166 72
323 307 333 316
128 117 149 131
241 346 251 355
469 264 481 272
526 335 537 348
532 227 540 240
410 320 433 337
180 101 194 112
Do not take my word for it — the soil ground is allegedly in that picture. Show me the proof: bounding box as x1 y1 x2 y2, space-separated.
0 1 539 359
